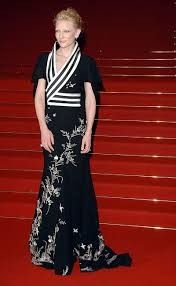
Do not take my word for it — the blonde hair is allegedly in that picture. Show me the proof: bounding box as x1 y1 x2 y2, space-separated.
53 7 83 30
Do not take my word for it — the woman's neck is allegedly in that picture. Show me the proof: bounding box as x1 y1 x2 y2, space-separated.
57 42 75 58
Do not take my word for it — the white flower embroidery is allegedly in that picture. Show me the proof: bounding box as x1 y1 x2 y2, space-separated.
29 118 86 270
45 114 52 124
62 265 69 276
59 203 64 213
66 81 76 88
74 234 105 262
60 118 86 166
81 243 86 250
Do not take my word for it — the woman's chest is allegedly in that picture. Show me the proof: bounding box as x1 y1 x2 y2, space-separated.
55 56 68 72
46 57 85 92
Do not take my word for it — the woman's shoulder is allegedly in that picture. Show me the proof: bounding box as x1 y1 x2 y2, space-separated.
32 52 50 81
35 51 50 65
80 53 97 65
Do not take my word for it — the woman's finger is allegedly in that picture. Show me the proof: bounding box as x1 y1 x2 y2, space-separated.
48 141 54 151
81 138 85 152
81 139 91 153
85 143 91 153
50 132 54 145
43 143 51 153
42 140 52 153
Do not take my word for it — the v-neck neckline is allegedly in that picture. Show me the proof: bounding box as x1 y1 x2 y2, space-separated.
55 56 69 73
53 42 78 75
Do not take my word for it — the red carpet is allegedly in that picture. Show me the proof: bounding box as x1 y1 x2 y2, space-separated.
1 25 176 286
1 71 176 228
1 70 176 284
0 218 176 286
0 1 176 284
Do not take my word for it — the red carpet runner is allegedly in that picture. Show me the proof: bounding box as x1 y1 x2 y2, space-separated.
0 55 176 285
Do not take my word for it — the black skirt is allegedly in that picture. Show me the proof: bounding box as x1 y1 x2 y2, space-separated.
29 105 132 275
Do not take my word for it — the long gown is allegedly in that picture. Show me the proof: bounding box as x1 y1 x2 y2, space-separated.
29 42 132 276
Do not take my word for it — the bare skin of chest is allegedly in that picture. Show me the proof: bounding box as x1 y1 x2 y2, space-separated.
56 54 68 72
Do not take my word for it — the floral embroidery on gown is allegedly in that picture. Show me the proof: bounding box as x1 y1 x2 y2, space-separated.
29 42 132 276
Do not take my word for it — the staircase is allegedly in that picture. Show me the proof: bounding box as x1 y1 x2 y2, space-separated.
0 52 176 230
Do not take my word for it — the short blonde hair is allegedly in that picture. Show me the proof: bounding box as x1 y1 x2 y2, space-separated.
53 7 83 30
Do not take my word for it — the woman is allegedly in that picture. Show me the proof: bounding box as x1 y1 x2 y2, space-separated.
29 7 132 276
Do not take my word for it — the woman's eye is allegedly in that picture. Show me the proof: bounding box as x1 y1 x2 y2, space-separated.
55 30 70 34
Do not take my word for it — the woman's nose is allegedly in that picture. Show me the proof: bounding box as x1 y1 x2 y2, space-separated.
59 32 64 39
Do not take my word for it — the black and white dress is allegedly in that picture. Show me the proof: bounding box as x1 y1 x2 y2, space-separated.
29 41 132 276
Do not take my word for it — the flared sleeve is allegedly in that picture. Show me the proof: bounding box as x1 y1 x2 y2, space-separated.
31 52 49 96
83 55 103 99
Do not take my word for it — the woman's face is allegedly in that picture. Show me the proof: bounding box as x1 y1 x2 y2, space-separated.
55 19 81 49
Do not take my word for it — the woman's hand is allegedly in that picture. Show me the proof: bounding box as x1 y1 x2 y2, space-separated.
40 126 54 153
81 131 92 154
34 78 54 153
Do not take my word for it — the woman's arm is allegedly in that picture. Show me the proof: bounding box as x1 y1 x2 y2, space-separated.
81 82 96 153
34 79 54 153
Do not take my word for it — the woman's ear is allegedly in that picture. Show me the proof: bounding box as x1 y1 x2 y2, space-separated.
76 29 81 39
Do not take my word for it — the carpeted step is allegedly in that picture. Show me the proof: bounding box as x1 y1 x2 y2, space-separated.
0 149 176 177
0 190 175 214
0 132 41 150
96 58 176 66
1 169 176 201
0 169 41 193
2 102 176 121
1 77 176 93
99 66 176 76
0 117 39 132
2 59 176 78
0 78 32 90
3 64 176 76
93 135 176 156
0 191 175 228
0 64 32 77
0 150 43 170
97 196 176 213
95 120 176 137
90 153 176 177
0 90 33 103
1 103 176 121
1 90 176 107
100 92 176 106
1 117 176 137
1 132 176 157
101 77 176 92
0 103 35 117
97 105 176 121
99 208 176 229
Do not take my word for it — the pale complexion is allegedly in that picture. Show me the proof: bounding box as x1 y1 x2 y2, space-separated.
34 19 96 153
